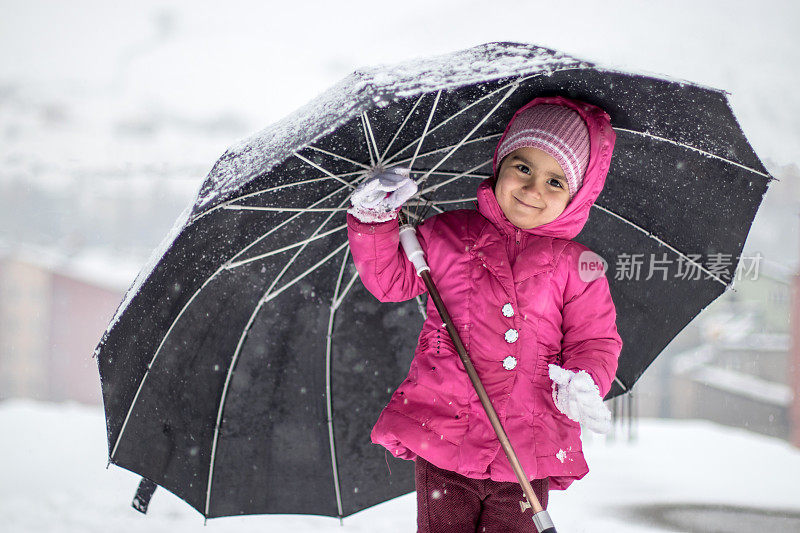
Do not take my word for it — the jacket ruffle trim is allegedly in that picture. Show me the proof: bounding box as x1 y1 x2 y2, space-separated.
372 407 589 491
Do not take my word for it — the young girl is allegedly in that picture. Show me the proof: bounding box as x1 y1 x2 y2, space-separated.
346 95 622 532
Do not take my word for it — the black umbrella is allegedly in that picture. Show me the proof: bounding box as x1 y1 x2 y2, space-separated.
95 41 772 521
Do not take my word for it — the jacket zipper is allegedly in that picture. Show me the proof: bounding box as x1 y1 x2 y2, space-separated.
515 228 522 259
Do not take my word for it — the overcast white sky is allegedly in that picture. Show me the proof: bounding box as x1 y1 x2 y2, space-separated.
1 0 797 166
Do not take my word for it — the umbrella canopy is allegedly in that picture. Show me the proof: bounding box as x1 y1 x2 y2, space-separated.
95 41 772 520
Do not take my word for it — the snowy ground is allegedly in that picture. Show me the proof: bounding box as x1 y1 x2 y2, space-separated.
2 399 799 533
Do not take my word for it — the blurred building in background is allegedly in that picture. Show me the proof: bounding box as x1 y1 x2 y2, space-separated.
633 256 796 445
0 243 139 405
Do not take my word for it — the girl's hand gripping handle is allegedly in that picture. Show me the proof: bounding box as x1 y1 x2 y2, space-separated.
399 224 429 276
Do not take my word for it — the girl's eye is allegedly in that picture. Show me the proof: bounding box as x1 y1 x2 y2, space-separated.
548 178 564 188
515 164 530 174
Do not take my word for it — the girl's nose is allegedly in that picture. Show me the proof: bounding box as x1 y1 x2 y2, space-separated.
523 178 544 198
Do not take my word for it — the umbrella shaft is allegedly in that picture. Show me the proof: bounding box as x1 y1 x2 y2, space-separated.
419 269 544 515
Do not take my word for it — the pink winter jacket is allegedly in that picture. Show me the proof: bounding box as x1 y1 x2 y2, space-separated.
346 96 622 490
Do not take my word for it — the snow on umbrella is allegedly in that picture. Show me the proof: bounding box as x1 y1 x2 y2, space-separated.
94 41 772 521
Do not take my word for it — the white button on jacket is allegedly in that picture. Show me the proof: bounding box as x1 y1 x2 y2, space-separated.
504 329 518 343
502 356 517 370
502 303 514 317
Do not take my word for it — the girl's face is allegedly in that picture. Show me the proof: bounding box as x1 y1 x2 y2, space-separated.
494 147 571 230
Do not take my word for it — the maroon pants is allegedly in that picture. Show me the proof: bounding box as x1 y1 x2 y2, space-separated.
415 457 549 533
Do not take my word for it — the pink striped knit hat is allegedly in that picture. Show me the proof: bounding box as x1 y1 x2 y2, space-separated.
495 104 590 198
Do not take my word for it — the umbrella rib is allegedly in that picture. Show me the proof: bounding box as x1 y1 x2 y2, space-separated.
380 93 425 162
417 196 477 206
360 113 376 167
226 224 347 269
324 248 352 519
384 79 521 165
189 173 363 225
408 89 442 173
108 260 227 461
402 189 445 220
263 241 351 305
206 203 351 515
251 194 352 311
332 271 360 311
399 205 423 223
411 169 491 178
416 83 519 189
305 145 372 170
416 159 493 197
381 67 590 167
382 67 595 165
592 202 731 286
109 181 357 463
224 181 354 266
613 127 771 178
331 267 353 310
362 111 381 166
389 134 502 168
204 241 350 516
222 206 348 212
414 294 428 320
614 376 628 392
205 287 267 516
401 202 444 220
295 153 358 188
234 174 361 194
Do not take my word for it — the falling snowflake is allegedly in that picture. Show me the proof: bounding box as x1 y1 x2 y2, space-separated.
556 449 567 463
431 490 442 499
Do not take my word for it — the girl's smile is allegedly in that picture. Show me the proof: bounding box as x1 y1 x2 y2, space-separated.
494 146 571 229
513 196 540 209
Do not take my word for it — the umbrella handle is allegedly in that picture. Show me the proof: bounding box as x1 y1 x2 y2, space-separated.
400 225 557 533
399 224 430 275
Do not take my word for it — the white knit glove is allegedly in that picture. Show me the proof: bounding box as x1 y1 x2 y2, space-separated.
347 167 417 223
549 364 612 434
